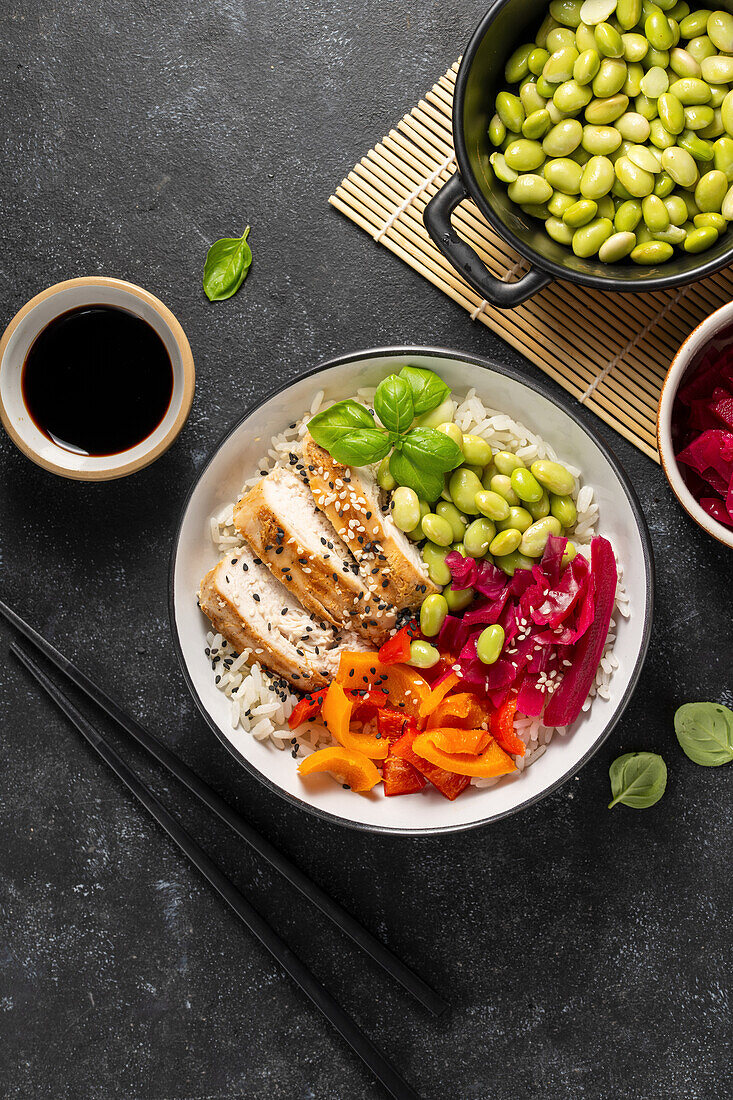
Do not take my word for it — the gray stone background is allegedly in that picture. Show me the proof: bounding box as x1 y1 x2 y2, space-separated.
1 2 731 1098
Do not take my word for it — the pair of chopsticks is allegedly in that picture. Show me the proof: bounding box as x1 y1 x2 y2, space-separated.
1 600 445 1100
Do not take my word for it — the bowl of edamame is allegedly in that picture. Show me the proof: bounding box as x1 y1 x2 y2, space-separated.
424 0 733 309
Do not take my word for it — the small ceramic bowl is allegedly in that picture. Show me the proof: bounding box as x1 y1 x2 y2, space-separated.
171 346 654 835
658 302 733 551
0 277 195 481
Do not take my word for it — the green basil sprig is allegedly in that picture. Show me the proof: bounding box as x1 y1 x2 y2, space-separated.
608 752 667 809
308 366 462 497
674 701 733 767
203 227 252 301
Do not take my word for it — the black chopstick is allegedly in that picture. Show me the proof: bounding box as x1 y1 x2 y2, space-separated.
0 598 445 1018
11 643 422 1100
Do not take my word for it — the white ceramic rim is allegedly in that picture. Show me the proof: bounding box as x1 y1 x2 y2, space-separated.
0 277 195 481
657 300 733 551
169 346 655 836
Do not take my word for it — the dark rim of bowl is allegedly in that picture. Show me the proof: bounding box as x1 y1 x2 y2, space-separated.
452 3 733 294
169 345 655 836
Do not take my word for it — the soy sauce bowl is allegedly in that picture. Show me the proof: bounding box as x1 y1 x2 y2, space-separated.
0 277 195 481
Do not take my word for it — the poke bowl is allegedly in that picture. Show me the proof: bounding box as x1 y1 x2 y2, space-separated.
170 347 654 834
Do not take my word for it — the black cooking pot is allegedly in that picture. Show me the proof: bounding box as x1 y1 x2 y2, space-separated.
424 0 733 309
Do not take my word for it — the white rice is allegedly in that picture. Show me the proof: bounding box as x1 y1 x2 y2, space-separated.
204 387 629 787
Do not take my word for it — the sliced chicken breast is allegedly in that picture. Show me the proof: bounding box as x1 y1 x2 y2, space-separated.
198 543 369 690
233 466 396 645
301 434 438 611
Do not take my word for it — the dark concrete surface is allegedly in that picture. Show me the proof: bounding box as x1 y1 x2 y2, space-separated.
1 2 732 1098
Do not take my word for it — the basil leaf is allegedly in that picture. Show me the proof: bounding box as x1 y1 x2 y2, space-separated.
328 428 391 466
674 701 733 767
389 449 443 502
374 375 414 435
399 365 451 416
203 227 252 301
401 427 463 474
608 752 667 809
309 400 376 448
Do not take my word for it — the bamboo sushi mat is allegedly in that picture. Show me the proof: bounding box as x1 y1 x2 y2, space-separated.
330 61 733 463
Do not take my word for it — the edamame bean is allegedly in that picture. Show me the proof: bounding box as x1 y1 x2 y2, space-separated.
547 216 576 243
508 174 554 204
490 527 523 557
477 624 506 666
622 33 649 62
406 500 431 541
669 77 711 105
595 21 623 57
627 143 662 173
581 154 616 196
687 34 716 65
585 92 630 123
489 114 507 147
436 501 469 541
574 47 602 84
420 593 449 637
544 45 581 83
377 456 397 491
695 168 727 211
464 518 497 558
408 640 440 669
530 459 576 495
449 468 483 514
694 211 726 231
616 155 656 195
550 493 578 527
630 239 674 261
491 152 519 183
617 0 642 31
634 92 659 120
521 81 549 115
640 65 669 98
436 421 464 448
505 138 546 171
505 43 534 83
490 474 521 506
653 166 676 193
582 123 623 154
495 549 536 576
658 92 685 135
421 513 453 547
529 47 551 75
475 489 511 522
707 10 733 53
444 585 475 612
461 434 493 466
684 224 719 250
661 144 698 185
680 10 710 39
421 542 452 585
684 105 715 131
548 190 578 217
520 516 563 557
554 78 594 112
615 198 643 229
572 215 614 253
564 197 599 225
624 61 645 97
652 223 687 243
494 450 526 475
599 229 638 259
646 10 675 51
496 505 535 534
527 489 552 520
701 55 733 85
543 118 584 155
497 90 526 132
561 541 578 568
511 467 544 503
616 111 651 142
391 486 420 531
665 193 688 223
593 58 628 98
643 193 670 230
523 108 552 139
415 396 455 428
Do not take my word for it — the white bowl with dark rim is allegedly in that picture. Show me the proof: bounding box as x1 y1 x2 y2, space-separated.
170 347 654 835
658 303 733 551
0 277 195 481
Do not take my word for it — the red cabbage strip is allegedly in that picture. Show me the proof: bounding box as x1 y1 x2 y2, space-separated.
543 537 617 728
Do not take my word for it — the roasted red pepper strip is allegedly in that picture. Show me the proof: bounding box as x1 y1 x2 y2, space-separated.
391 728 470 801
377 708 410 739
382 754 427 796
377 622 417 665
489 695 525 757
288 690 327 730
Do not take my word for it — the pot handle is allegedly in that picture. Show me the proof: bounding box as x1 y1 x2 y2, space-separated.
424 171 552 310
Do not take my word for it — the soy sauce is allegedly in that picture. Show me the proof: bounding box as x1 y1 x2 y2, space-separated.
22 305 174 456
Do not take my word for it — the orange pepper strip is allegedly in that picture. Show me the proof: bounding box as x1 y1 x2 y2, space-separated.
412 732 516 778
298 747 381 792
322 681 388 760
428 726 493 755
418 672 461 718
489 695 525 757
336 652 431 717
425 693 474 729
